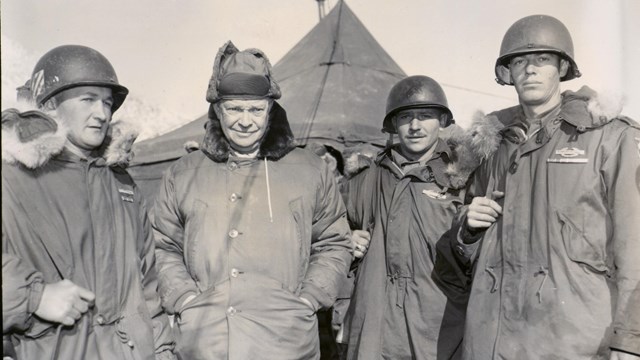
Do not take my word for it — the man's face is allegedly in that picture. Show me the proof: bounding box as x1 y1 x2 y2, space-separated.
508 52 568 107
394 108 441 160
216 99 271 154
53 86 113 153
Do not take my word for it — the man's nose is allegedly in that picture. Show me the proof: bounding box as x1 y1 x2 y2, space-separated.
409 118 421 130
524 60 537 74
238 111 253 126
92 102 109 122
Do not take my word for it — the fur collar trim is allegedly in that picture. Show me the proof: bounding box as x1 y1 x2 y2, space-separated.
1 108 138 169
464 86 626 166
375 124 482 190
200 101 297 162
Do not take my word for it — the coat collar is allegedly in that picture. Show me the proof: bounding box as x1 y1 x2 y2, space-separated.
200 101 297 162
464 86 629 171
491 86 623 131
375 126 474 190
1 108 138 169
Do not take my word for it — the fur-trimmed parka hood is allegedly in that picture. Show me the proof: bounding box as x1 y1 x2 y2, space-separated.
200 101 297 162
453 86 631 183
2 108 138 169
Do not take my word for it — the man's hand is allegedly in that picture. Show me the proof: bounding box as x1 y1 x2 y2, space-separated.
610 350 640 360
466 191 504 230
34 279 95 326
352 230 371 259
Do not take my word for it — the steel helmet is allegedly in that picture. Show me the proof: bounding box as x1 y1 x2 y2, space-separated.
30 45 129 111
382 75 453 133
495 15 581 85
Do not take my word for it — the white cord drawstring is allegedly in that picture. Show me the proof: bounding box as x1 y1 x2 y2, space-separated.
264 158 273 222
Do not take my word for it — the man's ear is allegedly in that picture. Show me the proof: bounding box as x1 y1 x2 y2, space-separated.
559 59 569 78
496 64 512 85
40 98 58 119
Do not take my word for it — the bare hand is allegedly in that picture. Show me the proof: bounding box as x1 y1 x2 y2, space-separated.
35 280 95 326
352 230 371 259
610 350 640 360
466 191 504 230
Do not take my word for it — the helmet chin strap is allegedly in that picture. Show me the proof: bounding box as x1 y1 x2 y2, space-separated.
386 133 394 148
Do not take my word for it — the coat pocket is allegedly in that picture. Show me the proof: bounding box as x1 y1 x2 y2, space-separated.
557 210 610 275
183 199 208 277
289 197 310 290
175 285 219 327
117 312 156 360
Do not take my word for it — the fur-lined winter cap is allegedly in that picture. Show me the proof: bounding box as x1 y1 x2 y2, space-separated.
206 41 281 103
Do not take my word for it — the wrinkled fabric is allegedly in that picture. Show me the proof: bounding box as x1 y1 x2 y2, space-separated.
152 124 352 359
2 150 175 360
344 140 467 360
441 92 640 359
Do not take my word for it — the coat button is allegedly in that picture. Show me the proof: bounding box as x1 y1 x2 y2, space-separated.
229 193 239 202
96 315 105 325
127 340 134 348
226 306 237 316
231 268 240 278
456 245 466 256
228 229 239 238
228 162 238 170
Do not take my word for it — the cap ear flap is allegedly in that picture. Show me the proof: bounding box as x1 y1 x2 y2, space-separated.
495 64 512 86
244 48 281 100
206 41 240 103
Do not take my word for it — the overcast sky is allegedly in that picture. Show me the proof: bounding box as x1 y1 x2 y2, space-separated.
2 0 638 131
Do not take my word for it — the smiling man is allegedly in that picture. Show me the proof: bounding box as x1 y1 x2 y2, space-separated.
2 45 175 360
342 75 475 360
151 41 352 359
436 15 640 359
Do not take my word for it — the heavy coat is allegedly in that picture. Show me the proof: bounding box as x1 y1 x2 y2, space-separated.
1 109 175 360
152 102 352 360
344 126 481 360
437 87 640 359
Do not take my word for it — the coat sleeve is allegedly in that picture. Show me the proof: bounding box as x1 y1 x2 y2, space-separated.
299 162 353 311
137 197 176 359
344 169 371 232
151 168 198 315
603 124 640 355
432 161 489 301
1 248 45 334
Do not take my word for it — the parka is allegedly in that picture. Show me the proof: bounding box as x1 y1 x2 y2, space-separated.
151 102 352 360
1 108 175 360
436 87 640 359
344 126 482 360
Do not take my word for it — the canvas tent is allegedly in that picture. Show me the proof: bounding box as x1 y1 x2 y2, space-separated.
128 0 406 200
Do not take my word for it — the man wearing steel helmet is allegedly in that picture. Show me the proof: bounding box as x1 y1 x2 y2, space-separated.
151 41 351 359
1 45 175 359
436 15 640 359
341 75 482 359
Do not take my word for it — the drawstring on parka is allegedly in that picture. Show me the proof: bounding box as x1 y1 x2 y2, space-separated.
264 158 273 223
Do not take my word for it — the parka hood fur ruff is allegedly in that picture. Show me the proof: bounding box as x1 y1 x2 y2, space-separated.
200 101 297 162
452 86 626 185
2 106 138 169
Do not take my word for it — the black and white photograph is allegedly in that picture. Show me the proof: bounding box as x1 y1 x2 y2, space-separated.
2 1 639 359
